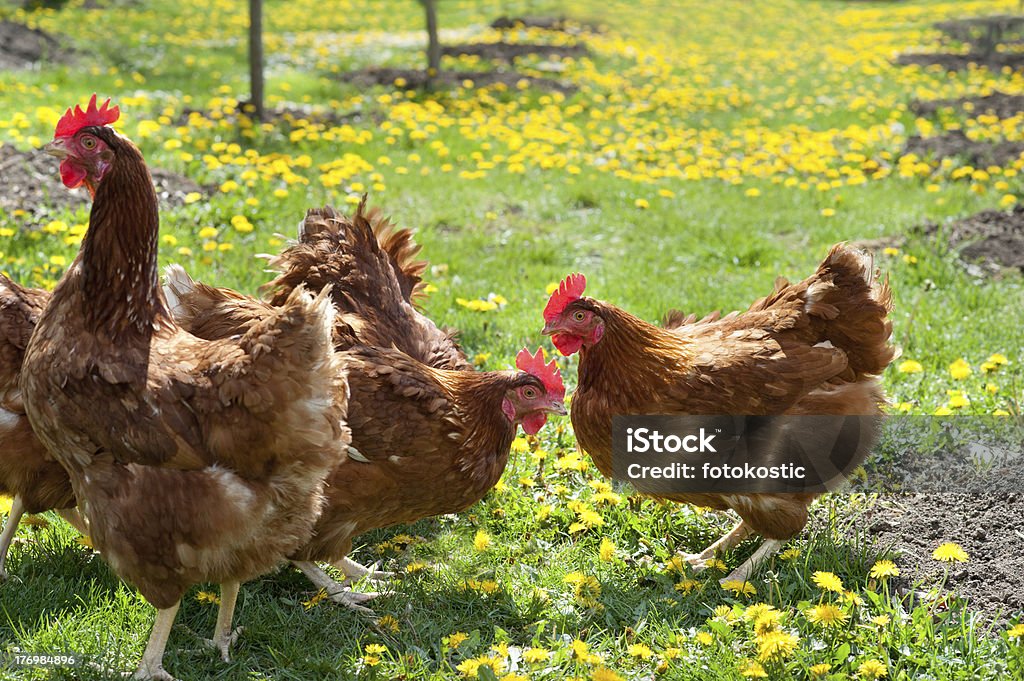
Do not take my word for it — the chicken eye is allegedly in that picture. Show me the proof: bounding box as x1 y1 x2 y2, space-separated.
81 136 97 150
573 310 586 322
522 387 538 399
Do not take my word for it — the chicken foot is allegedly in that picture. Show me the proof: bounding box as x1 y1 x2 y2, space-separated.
203 581 243 663
333 556 394 585
0 494 25 580
680 519 752 573
133 602 181 681
294 560 377 614
721 538 786 585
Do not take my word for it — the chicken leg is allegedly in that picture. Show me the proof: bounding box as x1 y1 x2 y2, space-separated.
133 603 180 681
680 519 752 573
204 581 243 663
294 561 377 614
0 494 25 580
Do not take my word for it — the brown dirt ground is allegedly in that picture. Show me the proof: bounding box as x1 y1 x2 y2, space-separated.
441 41 589 62
895 51 1024 72
490 15 604 34
339 67 576 94
920 204 1024 273
0 146 206 224
0 19 69 69
904 130 1024 168
865 494 1024 622
911 91 1024 118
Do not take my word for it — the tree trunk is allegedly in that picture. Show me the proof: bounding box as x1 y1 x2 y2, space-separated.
422 0 441 86
249 0 265 121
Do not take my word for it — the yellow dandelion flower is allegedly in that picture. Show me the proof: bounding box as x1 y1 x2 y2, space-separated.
812 571 844 593
523 647 551 664
695 631 714 646
446 632 469 649
870 560 900 579
722 579 756 597
779 547 802 561
809 663 832 676
872 615 891 627
932 542 969 563
627 643 653 659
1007 623 1024 638
757 631 798 662
378 615 400 632
948 359 972 380
987 353 1009 366
753 612 781 637
857 658 888 678
591 669 623 681
675 579 700 594
473 529 491 552
806 603 849 628
897 360 923 374
634 198 650 209
740 660 769 678
599 537 616 562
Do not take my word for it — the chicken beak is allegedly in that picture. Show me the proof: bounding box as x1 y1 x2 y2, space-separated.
43 138 69 159
541 321 556 336
550 400 568 416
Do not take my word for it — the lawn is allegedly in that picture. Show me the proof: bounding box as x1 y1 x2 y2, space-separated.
0 0 1023 679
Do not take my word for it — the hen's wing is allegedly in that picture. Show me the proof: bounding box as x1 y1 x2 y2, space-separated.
342 346 457 462
264 201 471 371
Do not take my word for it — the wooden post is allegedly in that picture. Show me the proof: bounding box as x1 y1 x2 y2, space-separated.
422 0 441 86
249 0 265 121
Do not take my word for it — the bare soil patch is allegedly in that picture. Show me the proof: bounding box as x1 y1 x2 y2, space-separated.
0 19 69 69
911 91 1024 118
442 41 588 62
920 204 1024 273
866 494 1024 622
904 130 1024 168
0 146 206 224
895 51 1024 72
490 15 604 34
339 67 575 94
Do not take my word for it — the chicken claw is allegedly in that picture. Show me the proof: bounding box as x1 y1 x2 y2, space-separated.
334 556 395 585
204 627 244 664
294 560 379 615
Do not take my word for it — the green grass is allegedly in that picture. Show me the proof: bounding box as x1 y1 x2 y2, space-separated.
1 0 1024 678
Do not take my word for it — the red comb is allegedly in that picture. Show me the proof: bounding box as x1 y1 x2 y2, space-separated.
543 272 586 322
516 347 564 398
54 94 120 139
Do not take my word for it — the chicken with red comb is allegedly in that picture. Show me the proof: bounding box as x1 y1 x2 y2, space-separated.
23 95 349 680
540 249 894 584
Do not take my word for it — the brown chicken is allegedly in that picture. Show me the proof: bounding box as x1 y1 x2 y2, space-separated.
0 276 83 580
21 96 349 681
540 246 895 583
167 201 567 608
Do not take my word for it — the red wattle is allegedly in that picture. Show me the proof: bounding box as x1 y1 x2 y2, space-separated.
552 333 583 356
59 160 87 189
521 412 547 435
